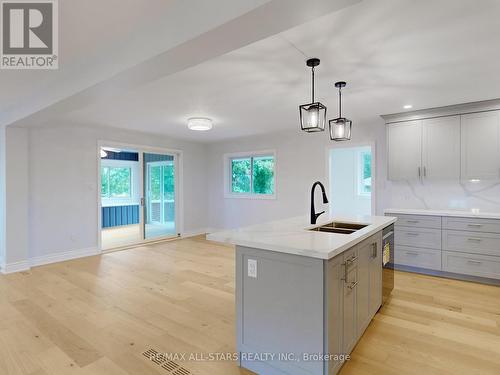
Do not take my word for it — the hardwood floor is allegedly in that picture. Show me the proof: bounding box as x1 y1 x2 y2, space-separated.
0 236 499 374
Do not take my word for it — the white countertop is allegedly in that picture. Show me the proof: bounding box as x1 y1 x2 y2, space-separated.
384 208 500 219
207 214 396 260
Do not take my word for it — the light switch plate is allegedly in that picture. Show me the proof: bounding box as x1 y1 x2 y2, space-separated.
247 259 257 278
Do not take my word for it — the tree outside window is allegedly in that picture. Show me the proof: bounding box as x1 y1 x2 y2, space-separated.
230 154 275 196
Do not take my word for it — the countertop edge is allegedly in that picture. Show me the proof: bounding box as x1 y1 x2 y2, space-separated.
384 208 500 219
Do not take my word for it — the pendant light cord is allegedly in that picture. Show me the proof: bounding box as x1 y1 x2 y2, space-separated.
311 66 315 103
338 86 342 117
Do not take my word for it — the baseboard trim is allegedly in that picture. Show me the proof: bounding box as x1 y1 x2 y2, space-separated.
181 228 208 238
30 247 100 268
1 260 31 274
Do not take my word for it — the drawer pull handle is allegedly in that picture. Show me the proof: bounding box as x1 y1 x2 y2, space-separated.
406 252 419 256
347 281 358 289
406 220 419 223
467 260 482 265
406 232 420 236
467 238 482 242
346 256 358 264
467 224 483 227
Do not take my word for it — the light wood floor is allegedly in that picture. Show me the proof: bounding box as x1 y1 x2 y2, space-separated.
0 237 499 375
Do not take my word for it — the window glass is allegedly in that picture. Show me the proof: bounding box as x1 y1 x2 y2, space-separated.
252 156 274 195
359 151 371 195
101 167 109 197
101 166 131 198
231 158 251 193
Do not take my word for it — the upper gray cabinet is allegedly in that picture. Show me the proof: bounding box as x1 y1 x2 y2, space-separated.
422 116 461 179
461 111 500 180
387 120 422 180
387 116 460 181
387 107 500 181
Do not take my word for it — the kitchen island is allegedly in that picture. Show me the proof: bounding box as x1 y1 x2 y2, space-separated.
208 214 396 375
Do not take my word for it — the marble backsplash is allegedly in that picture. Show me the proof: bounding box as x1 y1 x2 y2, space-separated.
384 179 500 213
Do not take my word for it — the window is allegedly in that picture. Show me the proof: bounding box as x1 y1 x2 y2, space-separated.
227 152 275 198
358 151 372 196
101 166 132 198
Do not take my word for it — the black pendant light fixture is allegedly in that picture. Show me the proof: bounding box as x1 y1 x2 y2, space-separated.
299 58 327 132
329 81 352 141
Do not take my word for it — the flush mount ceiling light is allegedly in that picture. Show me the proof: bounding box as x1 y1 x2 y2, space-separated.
187 117 213 131
403 104 413 109
329 81 352 141
299 58 327 132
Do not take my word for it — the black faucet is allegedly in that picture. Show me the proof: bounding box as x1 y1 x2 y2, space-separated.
311 181 329 224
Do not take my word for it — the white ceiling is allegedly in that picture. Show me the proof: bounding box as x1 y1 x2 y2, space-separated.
0 0 273 125
7 0 500 143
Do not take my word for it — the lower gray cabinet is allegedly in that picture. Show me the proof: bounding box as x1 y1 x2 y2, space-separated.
388 211 500 283
342 247 358 355
356 239 372 336
369 236 383 318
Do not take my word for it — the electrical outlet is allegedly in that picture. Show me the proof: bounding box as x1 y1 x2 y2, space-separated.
247 259 257 278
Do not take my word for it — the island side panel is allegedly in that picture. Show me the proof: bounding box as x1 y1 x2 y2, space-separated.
236 245 325 375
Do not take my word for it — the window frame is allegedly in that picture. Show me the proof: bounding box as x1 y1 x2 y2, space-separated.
224 150 276 200
101 166 133 199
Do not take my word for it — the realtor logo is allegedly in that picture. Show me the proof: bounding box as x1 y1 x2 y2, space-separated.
1 0 58 69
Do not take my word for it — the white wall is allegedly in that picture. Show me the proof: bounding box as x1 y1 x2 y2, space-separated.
2 123 208 268
0 126 6 268
5 127 29 266
207 120 386 230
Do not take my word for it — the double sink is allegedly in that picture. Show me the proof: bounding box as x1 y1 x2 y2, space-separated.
309 221 368 234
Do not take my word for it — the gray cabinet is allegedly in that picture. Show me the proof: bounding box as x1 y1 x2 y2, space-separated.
342 247 358 355
386 108 500 181
236 231 384 375
356 239 372 336
369 238 383 318
387 211 500 282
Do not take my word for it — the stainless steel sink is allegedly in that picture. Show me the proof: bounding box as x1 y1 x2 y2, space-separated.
309 221 368 234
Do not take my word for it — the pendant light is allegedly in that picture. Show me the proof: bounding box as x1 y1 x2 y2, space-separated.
299 58 327 132
329 81 352 141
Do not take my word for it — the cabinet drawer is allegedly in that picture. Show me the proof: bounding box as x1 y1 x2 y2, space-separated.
442 251 500 279
442 216 500 234
395 246 441 270
395 227 441 249
442 230 500 256
392 214 441 229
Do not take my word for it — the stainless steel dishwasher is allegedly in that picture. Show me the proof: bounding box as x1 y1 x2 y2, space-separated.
382 224 395 304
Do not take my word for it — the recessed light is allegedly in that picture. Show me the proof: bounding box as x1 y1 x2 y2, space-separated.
187 117 213 131
403 104 413 109
469 179 481 183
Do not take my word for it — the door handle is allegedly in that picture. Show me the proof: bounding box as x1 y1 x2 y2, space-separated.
423 166 427 177
418 167 421 178
371 243 377 258
140 197 145 206
467 260 482 265
347 281 358 290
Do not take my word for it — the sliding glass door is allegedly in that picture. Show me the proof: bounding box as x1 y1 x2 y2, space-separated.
143 153 177 239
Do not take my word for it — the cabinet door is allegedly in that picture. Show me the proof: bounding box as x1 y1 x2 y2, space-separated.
356 241 371 335
326 257 344 374
461 111 500 180
422 116 460 179
387 120 422 180
343 264 357 355
369 238 383 318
